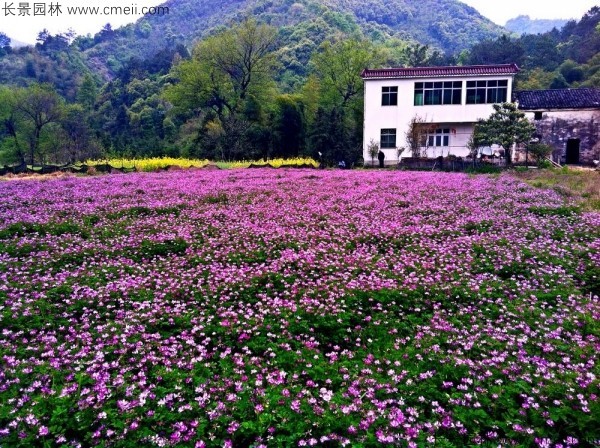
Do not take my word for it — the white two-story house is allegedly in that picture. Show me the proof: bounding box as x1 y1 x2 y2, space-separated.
361 64 519 165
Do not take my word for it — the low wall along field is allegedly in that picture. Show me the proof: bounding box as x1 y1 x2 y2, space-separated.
0 170 599 447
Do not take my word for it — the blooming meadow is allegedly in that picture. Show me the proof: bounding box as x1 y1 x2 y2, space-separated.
0 169 599 447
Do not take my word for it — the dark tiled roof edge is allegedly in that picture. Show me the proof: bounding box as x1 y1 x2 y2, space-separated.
514 88 600 110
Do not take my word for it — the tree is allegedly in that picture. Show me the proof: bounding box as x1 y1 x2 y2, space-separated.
405 115 436 158
164 19 278 160
0 86 25 165
166 19 277 120
405 43 430 67
14 84 65 166
467 35 524 66
473 102 535 166
59 104 102 163
308 39 382 165
77 73 98 110
367 139 379 167
272 94 304 159
528 142 554 166
210 19 278 105
311 39 381 110
0 32 10 48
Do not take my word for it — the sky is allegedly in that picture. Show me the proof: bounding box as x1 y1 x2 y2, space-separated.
1 0 598 44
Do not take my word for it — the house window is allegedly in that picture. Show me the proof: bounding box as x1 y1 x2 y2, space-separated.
427 128 450 147
380 128 396 148
414 81 462 106
534 111 543 120
466 80 508 104
382 86 398 106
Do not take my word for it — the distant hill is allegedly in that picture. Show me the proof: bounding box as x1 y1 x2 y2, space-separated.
7 36 31 48
505 15 568 35
80 0 505 76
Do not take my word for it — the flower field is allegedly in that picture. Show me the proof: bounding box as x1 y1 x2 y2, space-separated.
0 169 599 447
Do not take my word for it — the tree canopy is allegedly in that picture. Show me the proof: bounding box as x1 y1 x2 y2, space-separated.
473 102 536 166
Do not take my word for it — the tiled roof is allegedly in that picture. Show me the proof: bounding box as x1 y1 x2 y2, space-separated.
361 64 519 80
514 88 600 110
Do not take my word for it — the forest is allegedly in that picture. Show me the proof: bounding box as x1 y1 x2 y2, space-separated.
0 2 598 167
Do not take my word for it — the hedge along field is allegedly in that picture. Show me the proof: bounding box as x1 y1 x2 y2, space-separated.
0 170 598 448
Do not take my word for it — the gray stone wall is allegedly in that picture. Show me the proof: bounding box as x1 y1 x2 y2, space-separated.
530 110 600 165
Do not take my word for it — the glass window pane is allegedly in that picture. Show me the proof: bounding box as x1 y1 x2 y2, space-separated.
467 81 475 87
498 80 508 86
443 89 452 104
424 90 433 105
415 82 423 89
476 88 486 103
452 89 461 104
414 92 424 106
453 81 462 88
434 82 443 88
497 88 507 102
443 136 449 146
466 90 475 104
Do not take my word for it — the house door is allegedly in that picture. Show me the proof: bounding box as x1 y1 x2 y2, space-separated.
566 139 580 164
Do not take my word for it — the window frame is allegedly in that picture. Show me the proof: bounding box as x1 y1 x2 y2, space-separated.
381 86 398 106
380 128 397 149
414 81 462 106
426 128 450 147
466 79 508 104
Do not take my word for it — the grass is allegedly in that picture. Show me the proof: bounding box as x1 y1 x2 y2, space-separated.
512 166 600 211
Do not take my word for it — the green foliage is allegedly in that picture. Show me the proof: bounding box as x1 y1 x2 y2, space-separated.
528 142 554 167
2 83 65 166
527 205 580 217
311 39 381 110
367 139 379 166
473 102 536 166
467 7 600 88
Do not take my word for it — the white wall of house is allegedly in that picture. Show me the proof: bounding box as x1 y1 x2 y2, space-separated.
363 74 515 164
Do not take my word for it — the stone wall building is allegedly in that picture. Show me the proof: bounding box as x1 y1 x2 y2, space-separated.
514 88 600 166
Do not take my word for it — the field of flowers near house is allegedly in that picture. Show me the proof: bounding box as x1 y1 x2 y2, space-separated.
0 169 599 447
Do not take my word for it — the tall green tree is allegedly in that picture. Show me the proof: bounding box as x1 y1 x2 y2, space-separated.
164 19 278 160
165 19 278 121
14 84 65 166
308 39 382 164
0 87 25 164
311 39 380 110
473 102 535 166
77 74 99 111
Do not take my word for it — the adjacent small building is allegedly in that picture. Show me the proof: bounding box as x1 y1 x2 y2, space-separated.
514 88 600 165
361 64 519 165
